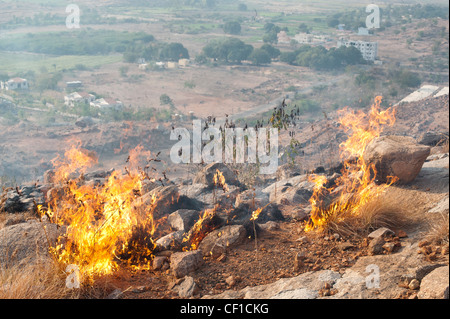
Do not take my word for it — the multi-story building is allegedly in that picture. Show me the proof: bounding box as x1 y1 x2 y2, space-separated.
337 39 378 61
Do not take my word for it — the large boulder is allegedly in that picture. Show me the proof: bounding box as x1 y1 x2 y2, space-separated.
0 221 65 268
193 163 239 188
363 135 431 184
136 185 179 219
417 266 449 299
168 209 200 232
268 181 314 206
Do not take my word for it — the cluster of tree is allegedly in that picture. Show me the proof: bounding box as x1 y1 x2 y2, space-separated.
0 30 154 56
249 44 281 65
280 45 365 70
383 3 448 22
202 38 253 63
389 68 421 88
2 10 141 30
327 4 448 31
199 38 280 65
223 21 241 35
262 23 288 44
167 0 217 8
124 42 189 63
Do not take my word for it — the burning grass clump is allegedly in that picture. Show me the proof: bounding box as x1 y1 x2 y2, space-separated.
38 140 165 282
305 96 398 234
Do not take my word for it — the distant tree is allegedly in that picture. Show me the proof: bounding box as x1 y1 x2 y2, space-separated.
280 51 299 65
260 44 281 59
392 69 421 88
195 53 208 64
159 42 189 61
250 49 271 65
263 23 281 34
160 94 174 108
203 38 253 64
223 21 241 35
327 17 340 28
119 66 129 77
263 31 278 44
298 23 310 33
238 3 247 11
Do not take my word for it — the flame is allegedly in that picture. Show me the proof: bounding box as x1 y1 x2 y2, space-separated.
213 169 229 193
183 207 219 251
40 140 159 279
305 96 397 232
250 207 263 221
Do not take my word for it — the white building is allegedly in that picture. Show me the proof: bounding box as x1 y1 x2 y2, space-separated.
178 59 190 67
337 39 378 61
277 31 291 44
357 27 370 36
64 92 96 107
90 98 123 110
0 78 29 91
294 33 313 44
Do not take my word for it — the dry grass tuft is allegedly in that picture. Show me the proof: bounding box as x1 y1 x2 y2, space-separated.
0 259 77 299
324 192 413 237
425 212 449 245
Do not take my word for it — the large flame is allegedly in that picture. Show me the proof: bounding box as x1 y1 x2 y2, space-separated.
305 96 397 232
40 140 159 279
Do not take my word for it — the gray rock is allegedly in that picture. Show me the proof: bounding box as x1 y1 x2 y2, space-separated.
179 183 209 198
198 225 247 258
368 236 385 255
0 221 65 268
75 116 95 128
413 264 447 281
363 135 431 184
152 256 167 270
427 195 449 214
174 276 198 298
203 270 340 299
417 266 449 299
235 189 269 210
136 185 179 219
268 180 314 205
418 131 448 147
259 221 280 231
155 230 185 251
106 288 123 299
193 163 239 187
170 250 204 278
261 174 308 195
168 209 200 231
270 288 318 299
368 227 395 239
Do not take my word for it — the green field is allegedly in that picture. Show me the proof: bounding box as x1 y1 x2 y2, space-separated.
0 52 122 74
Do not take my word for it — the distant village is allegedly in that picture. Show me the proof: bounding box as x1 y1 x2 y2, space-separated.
1 27 379 114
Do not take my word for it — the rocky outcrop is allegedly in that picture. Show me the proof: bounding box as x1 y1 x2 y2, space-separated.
363 135 431 184
202 270 341 299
